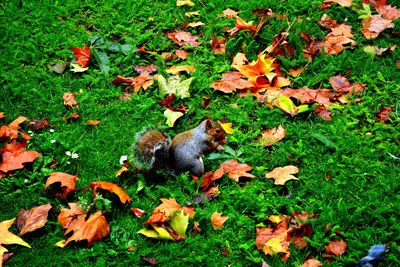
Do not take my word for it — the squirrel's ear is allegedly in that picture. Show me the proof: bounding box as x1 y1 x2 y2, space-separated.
205 119 212 130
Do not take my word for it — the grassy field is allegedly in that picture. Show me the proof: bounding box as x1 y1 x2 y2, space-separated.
1 0 399 266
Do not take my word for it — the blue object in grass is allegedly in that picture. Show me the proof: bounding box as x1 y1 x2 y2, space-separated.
357 244 387 267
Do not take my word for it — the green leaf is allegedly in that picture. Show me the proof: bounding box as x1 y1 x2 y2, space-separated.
275 94 298 116
92 49 110 73
70 63 88 73
158 75 193 99
164 109 184 127
170 211 189 238
352 3 371 19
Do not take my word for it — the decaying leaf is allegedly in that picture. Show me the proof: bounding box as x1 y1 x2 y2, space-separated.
211 36 227 54
325 239 347 256
362 15 394 39
260 125 286 146
222 8 238 18
302 258 323 267
329 76 365 94
265 166 299 185
17 204 52 236
29 119 49 130
112 72 156 93
158 75 193 99
314 105 332 121
323 23 356 54
58 203 87 236
63 92 78 108
145 198 195 224
211 71 254 93
0 218 31 263
45 172 79 199
376 106 392 122
212 159 255 182
211 212 229 229
89 181 132 204
167 31 201 47
376 5 400 20
323 0 353 7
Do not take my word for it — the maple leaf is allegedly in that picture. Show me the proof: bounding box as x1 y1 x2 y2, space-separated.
302 258 323 267
63 92 78 108
0 140 41 173
232 53 276 84
376 106 392 122
281 88 337 105
213 159 255 182
58 203 87 236
0 116 31 140
301 31 323 59
314 104 332 121
145 198 195 224
211 71 254 93
264 30 294 58
323 23 356 54
265 166 299 185
376 5 400 20
362 15 394 39
222 8 238 18
260 125 286 146
325 239 347 256
89 181 131 204
158 75 193 99
167 31 201 46
175 49 189 60
164 109 184 127
165 65 195 75
211 35 227 54
318 14 338 29
211 212 229 229
59 211 110 247
16 204 52 236
227 16 257 36
0 218 31 263
329 76 365 94
112 72 156 93
71 45 90 67
45 172 79 199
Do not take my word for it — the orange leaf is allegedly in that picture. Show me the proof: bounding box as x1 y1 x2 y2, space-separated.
64 211 110 247
302 258 322 267
362 15 394 39
17 204 52 236
167 31 201 47
211 212 229 229
314 105 332 121
227 16 257 36
45 172 78 199
211 71 254 93
58 203 87 236
145 198 195 224
8 116 28 130
112 72 156 93
71 45 91 67
165 65 195 75
323 24 356 55
89 181 131 204
376 5 400 20
213 159 255 182
323 0 352 7
211 36 227 54
325 239 347 256
265 166 299 185
0 140 41 173
260 125 286 146
86 120 101 126
376 106 392 123
63 92 78 108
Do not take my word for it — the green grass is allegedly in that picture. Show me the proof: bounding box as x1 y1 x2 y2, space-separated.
1 0 400 266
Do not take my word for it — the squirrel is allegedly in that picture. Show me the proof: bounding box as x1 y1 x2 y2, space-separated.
133 119 227 177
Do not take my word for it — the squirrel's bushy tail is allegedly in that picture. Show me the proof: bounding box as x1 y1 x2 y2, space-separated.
132 129 170 170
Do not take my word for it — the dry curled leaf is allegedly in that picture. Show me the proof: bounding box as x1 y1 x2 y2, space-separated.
17 204 52 236
89 181 132 204
167 31 201 47
63 92 78 108
260 125 286 146
45 172 79 199
265 166 299 185
58 203 87 236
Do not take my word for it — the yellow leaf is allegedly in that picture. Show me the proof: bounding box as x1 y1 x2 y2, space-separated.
211 212 229 229
170 211 189 238
185 11 200 17
70 63 88 73
273 94 298 116
164 109 184 127
165 65 195 75
0 218 31 261
266 166 299 185
268 215 284 224
54 240 67 248
263 236 289 255
219 122 234 134
176 0 195 6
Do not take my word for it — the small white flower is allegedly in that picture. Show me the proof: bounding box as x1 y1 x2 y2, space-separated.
28 130 33 134
119 155 128 165
65 151 72 156
50 140 56 144
71 152 79 159
49 129 55 133
66 161 70 165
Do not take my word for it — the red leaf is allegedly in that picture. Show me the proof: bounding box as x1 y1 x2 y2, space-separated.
376 106 392 122
211 36 227 54
71 46 91 67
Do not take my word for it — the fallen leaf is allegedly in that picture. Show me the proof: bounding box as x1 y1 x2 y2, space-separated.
302 258 323 267
329 76 365 94
211 71 254 93
187 21 205 28
323 0 353 7
219 122 234 134
164 109 184 127
193 221 201 235
211 36 227 54
45 172 79 199
133 65 158 74
62 211 110 247
166 65 195 75
265 166 299 185
58 203 87 236
86 120 101 126
69 63 89 73
0 218 31 262
17 204 52 236
376 106 392 122
376 5 400 20
145 198 195 224
314 105 332 121
222 8 238 18
63 112 80 121
264 30 294 58
362 15 394 39
112 72 156 93
263 236 290 256
2 253 13 264
323 23 356 54
71 45 90 67
260 125 286 146
141 257 158 265
131 208 145 218
29 119 49 130
176 0 195 6
0 140 41 173
89 181 132 204
227 16 257 36
158 75 193 99
175 50 189 60
325 239 347 256
213 159 255 182
185 11 200 17
48 61 68 74
8 116 28 130
63 92 78 108
167 31 201 46
211 212 229 229
318 14 338 29
232 53 275 84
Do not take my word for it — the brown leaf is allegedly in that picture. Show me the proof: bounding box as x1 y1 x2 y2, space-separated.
376 106 392 122
29 119 49 130
211 36 227 54
211 71 254 93
213 159 255 182
211 212 229 229
167 31 201 46
193 221 201 236
376 5 400 20
222 8 238 18
112 72 156 93
362 15 394 39
0 140 41 173
141 257 158 265
323 24 356 54
264 29 294 58
302 258 322 267
64 211 110 247
45 172 78 199
64 112 80 121
89 181 131 204
17 204 52 236
318 14 338 29
63 92 78 108
329 76 365 94
314 105 332 121
58 203 87 236
2 253 14 264
325 239 347 256
265 166 299 185
260 125 286 146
